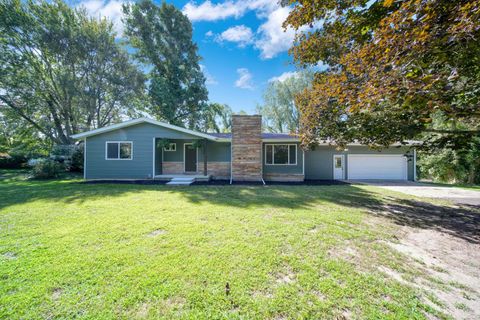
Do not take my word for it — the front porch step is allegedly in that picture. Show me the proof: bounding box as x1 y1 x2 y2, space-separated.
166 177 195 185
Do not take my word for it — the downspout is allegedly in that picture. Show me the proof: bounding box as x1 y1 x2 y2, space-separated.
203 139 207 176
83 137 87 179
260 142 266 185
302 149 305 178
413 148 417 181
152 137 155 180
230 139 233 184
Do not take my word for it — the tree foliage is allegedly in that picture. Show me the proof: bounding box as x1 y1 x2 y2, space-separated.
0 0 145 145
0 111 50 156
197 103 232 133
257 70 313 133
418 112 480 183
123 0 209 129
284 0 480 150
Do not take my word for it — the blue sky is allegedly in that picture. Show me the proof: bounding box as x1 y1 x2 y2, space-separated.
72 0 303 114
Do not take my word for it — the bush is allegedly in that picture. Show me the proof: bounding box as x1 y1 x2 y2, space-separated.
30 159 65 179
418 143 480 184
70 146 84 172
50 144 83 172
0 153 27 169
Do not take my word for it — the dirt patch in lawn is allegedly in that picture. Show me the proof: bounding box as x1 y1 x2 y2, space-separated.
147 229 167 237
390 227 480 319
275 266 297 285
374 201 480 319
2 252 17 260
328 244 363 269
52 288 63 301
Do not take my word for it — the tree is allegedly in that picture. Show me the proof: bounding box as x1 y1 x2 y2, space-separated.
284 0 480 150
418 113 480 184
123 0 209 129
256 70 313 133
217 105 233 133
419 143 480 184
0 111 49 156
196 103 232 133
0 0 145 145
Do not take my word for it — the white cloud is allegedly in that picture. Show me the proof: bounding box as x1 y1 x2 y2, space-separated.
183 0 245 22
79 0 125 36
255 6 296 59
184 1 312 59
235 68 254 90
200 65 218 85
268 71 299 83
217 25 253 47
182 0 274 22
78 0 315 60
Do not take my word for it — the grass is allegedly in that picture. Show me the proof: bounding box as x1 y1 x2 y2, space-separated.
0 169 448 319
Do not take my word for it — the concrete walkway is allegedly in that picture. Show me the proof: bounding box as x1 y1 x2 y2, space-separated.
352 180 480 206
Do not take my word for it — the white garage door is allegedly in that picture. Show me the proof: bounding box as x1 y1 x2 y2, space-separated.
347 155 407 180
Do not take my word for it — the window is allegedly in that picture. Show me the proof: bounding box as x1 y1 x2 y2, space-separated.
265 144 297 165
335 157 343 168
163 143 176 152
106 142 132 160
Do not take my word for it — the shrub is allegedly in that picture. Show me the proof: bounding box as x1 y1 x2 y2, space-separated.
70 146 84 172
0 153 27 169
30 159 65 179
50 144 83 172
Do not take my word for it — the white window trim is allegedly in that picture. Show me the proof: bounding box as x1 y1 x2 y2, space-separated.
105 141 133 160
163 143 176 152
265 144 297 166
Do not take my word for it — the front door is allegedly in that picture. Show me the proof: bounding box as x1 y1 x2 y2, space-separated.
333 155 345 180
184 144 197 172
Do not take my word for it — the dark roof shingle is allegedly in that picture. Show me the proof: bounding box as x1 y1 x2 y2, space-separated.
207 132 299 140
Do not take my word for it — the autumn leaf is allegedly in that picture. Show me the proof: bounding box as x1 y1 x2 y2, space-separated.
285 0 480 151
383 0 394 7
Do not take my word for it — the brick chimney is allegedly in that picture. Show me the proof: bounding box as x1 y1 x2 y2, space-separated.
231 115 263 182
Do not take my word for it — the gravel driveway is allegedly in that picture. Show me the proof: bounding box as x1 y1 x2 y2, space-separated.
353 180 480 206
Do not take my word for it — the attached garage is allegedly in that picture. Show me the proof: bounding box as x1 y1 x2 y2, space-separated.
347 154 407 180
304 145 415 181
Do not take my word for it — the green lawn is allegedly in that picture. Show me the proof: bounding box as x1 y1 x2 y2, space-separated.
0 170 448 319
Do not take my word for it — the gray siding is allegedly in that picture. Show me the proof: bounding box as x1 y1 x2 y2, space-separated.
84 121 414 181
86 123 205 179
304 145 415 180
262 142 303 175
160 140 230 162
157 139 231 175
200 141 231 162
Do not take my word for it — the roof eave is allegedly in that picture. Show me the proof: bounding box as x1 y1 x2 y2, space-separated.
262 138 301 142
315 140 423 147
70 118 220 141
